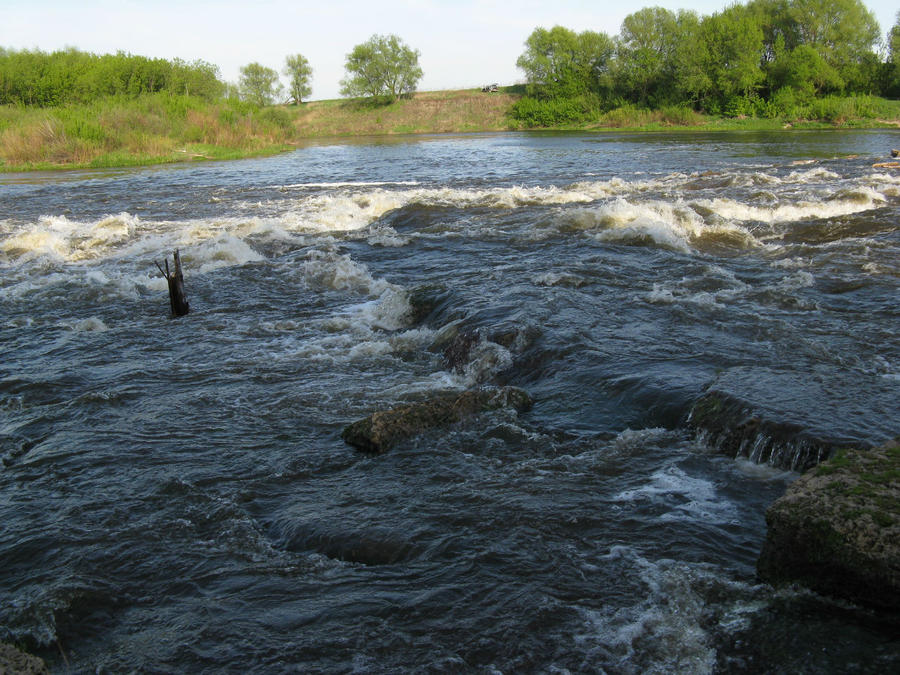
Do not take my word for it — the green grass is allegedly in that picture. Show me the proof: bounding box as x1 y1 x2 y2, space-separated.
0 93 299 171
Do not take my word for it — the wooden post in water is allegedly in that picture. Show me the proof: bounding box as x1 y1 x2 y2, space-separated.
156 249 190 317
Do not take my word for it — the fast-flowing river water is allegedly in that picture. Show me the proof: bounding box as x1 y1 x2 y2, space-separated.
2 131 898 673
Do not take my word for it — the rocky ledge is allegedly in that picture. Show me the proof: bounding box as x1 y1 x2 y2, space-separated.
757 439 900 611
341 387 533 453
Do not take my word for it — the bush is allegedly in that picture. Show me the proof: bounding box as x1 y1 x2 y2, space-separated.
510 95 599 127
258 106 293 131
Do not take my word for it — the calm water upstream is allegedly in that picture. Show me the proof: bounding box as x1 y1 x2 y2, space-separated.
1 131 898 673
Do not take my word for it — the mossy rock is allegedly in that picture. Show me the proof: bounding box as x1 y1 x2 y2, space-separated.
342 387 533 453
0 642 49 675
757 439 900 610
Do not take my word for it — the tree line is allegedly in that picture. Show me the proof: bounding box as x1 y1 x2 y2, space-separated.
2 0 899 124
236 34 421 106
0 33 421 110
513 0 900 124
0 48 224 106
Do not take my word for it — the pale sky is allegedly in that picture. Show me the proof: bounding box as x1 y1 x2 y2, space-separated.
2 0 898 101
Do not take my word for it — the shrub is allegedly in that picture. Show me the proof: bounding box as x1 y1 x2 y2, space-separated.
258 106 293 131
510 95 598 127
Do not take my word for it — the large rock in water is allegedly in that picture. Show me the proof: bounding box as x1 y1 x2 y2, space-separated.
757 439 900 610
341 387 533 453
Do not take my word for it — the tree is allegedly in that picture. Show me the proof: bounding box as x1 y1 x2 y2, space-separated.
339 34 422 101
781 0 880 91
886 11 900 96
516 26 614 99
697 6 766 110
891 11 900 64
617 7 681 103
238 62 283 106
284 53 312 104
769 42 843 100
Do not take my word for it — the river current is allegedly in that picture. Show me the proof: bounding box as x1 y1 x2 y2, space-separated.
1 131 898 673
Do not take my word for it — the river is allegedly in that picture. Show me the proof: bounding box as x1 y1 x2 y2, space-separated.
2 131 898 673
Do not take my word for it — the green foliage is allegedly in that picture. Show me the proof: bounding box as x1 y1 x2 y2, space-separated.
340 34 423 102
510 95 600 126
284 53 313 104
238 62 283 106
615 7 688 105
516 26 614 99
0 48 223 107
769 43 844 100
886 11 900 96
258 106 293 131
513 0 895 128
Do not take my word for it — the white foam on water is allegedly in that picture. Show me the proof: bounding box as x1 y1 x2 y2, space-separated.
0 213 146 264
191 234 264 274
82 213 138 250
730 457 796 481
273 179 677 236
694 189 884 225
283 191 409 233
365 224 410 247
460 340 514 386
301 249 394 296
770 257 809 270
531 271 587 288
276 181 421 189
276 249 446 366
785 167 841 182
2 218 73 262
646 284 725 309
564 198 756 253
66 317 109 332
574 548 718 674
776 269 815 290
613 464 739 524
349 288 413 332
612 428 680 451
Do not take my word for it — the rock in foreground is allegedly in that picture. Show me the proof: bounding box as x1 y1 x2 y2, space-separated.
0 642 49 675
757 440 900 610
342 387 533 453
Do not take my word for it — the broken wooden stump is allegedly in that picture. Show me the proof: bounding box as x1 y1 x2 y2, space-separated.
156 249 190 317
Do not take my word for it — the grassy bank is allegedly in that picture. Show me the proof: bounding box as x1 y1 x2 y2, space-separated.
0 93 296 171
2 89 899 172
293 89 519 137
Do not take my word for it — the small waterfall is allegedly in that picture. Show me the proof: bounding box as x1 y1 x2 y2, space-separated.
688 391 844 472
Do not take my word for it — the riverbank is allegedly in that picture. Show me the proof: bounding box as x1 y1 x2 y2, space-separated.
2 89 899 171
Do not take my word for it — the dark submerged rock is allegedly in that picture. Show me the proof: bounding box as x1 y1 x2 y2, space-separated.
406 283 453 326
441 328 481 373
282 523 414 565
757 439 900 611
341 386 533 453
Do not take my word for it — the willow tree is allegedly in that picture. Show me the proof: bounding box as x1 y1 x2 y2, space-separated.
284 53 313 104
615 7 698 105
238 62 283 106
339 34 422 102
697 5 766 110
516 26 614 99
